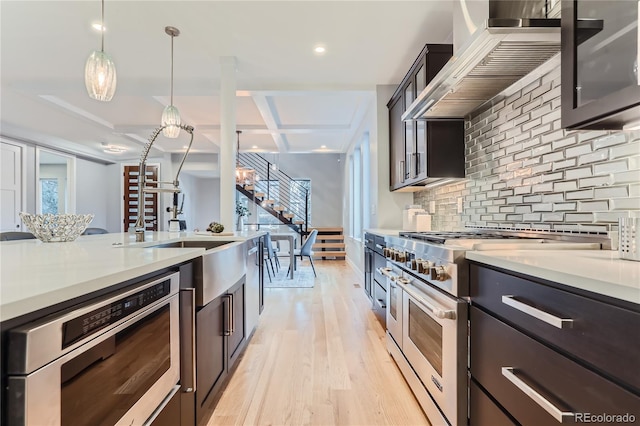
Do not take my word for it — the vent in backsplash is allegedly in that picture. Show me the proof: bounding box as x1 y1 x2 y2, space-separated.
619 218 639 261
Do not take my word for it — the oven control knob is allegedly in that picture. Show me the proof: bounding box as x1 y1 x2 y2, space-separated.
419 260 433 274
430 266 448 281
383 248 390 258
398 252 407 262
411 258 423 271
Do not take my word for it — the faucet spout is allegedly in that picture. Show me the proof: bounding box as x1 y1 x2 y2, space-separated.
135 124 195 241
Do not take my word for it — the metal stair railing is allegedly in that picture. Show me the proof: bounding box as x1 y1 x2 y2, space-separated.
237 152 309 235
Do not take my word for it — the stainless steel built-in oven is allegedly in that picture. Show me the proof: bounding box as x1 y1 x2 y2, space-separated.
6 272 181 426
396 274 467 426
382 263 404 348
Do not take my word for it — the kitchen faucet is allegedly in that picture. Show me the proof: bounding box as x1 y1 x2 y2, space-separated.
134 123 195 242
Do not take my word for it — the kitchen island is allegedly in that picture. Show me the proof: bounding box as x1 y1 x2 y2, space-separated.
0 230 265 324
0 230 266 426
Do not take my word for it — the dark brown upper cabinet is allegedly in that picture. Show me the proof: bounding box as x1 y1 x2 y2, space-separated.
561 0 640 130
387 44 465 191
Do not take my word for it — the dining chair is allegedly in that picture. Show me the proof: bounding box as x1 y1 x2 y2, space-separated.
287 229 318 277
263 232 278 282
0 232 36 241
82 228 109 235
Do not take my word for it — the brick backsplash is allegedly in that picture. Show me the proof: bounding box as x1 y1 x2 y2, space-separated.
413 67 640 233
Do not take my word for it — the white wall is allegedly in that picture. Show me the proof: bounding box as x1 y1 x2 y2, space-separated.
273 153 345 228
193 177 221 231
75 158 108 229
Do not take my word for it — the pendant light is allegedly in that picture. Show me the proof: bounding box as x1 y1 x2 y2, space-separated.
235 130 256 185
85 0 117 101
161 26 181 138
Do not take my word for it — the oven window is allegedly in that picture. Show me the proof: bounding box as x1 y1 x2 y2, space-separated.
408 300 443 376
61 305 171 426
389 283 399 320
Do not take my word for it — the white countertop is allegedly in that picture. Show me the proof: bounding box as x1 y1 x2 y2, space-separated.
466 249 640 305
365 229 403 237
0 230 266 322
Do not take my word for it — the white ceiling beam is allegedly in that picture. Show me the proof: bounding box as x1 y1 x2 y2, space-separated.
246 94 288 152
341 94 374 152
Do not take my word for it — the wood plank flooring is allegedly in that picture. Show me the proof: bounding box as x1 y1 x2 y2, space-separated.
207 260 429 426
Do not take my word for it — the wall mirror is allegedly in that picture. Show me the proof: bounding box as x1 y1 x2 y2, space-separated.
35 148 76 214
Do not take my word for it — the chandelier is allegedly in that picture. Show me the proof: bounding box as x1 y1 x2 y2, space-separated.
235 130 257 185
161 26 181 138
85 0 117 101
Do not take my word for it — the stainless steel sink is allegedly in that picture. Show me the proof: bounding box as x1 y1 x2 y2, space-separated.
146 239 246 306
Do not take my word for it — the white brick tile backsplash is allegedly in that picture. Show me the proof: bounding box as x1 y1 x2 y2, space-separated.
594 186 629 199
578 201 609 212
565 167 592 179
554 181 578 192
578 151 608 165
412 69 638 232
566 189 594 200
611 197 640 210
593 160 628 175
579 175 612 188
593 133 627 150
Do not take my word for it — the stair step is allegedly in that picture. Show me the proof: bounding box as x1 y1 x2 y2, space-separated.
313 250 346 259
274 206 286 212
254 192 266 198
243 185 255 191
316 234 344 241
293 220 305 225
310 227 343 233
283 213 294 219
263 199 275 205
313 242 345 249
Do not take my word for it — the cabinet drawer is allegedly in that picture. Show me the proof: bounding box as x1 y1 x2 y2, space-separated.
470 379 516 426
470 264 640 392
470 307 640 425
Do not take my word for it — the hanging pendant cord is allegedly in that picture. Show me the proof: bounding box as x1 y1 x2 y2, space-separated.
100 0 105 52
170 33 174 106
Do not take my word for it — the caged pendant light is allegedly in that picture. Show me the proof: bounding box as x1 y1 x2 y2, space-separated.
85 0 117 101
161 26 181 138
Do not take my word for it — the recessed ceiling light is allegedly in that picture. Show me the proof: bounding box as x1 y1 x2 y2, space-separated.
321 145 327 149
252 145 258 149
314 45 326 54
92 23 105 32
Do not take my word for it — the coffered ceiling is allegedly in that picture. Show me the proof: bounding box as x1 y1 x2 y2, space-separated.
1 1 453 162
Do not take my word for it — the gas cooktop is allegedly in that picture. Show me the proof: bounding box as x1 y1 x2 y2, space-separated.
398 230 525 244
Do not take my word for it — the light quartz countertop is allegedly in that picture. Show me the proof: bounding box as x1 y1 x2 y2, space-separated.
0 230 266 323
364 229 403 237
466 249 640 305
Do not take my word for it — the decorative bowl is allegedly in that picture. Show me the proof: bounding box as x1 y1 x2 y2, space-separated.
19 212 94 242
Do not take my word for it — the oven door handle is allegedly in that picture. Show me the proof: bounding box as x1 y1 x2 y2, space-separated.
376 267 393 278
398 280 457 320
501 367 574 423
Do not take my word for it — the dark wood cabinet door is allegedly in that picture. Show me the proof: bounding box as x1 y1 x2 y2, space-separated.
470 306 640 426
561 0 640 129
470 264 640 392
195 295 226 420
227 281 246 368
469 379 517 426
388 94 405 189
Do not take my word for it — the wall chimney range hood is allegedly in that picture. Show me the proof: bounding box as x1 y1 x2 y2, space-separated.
402 0 562 121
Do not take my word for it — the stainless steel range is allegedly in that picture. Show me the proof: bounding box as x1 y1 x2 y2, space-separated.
381 229 609 426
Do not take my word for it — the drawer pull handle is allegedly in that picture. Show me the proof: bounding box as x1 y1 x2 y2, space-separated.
501 296 573 329
501 367 574 423
376 267 393 278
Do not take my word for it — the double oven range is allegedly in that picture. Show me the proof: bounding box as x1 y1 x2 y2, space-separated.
378 230 607 426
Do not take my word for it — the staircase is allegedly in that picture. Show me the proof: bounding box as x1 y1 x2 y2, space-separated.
311 227 345 260
236 153 310 235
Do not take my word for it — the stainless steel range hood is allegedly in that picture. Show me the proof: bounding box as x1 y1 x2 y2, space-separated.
402 0 561 121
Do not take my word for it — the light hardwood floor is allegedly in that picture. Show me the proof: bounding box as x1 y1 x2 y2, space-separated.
208 260 429 426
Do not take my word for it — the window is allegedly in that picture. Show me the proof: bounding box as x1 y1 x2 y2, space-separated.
40 178 59 214
349 132 371 241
